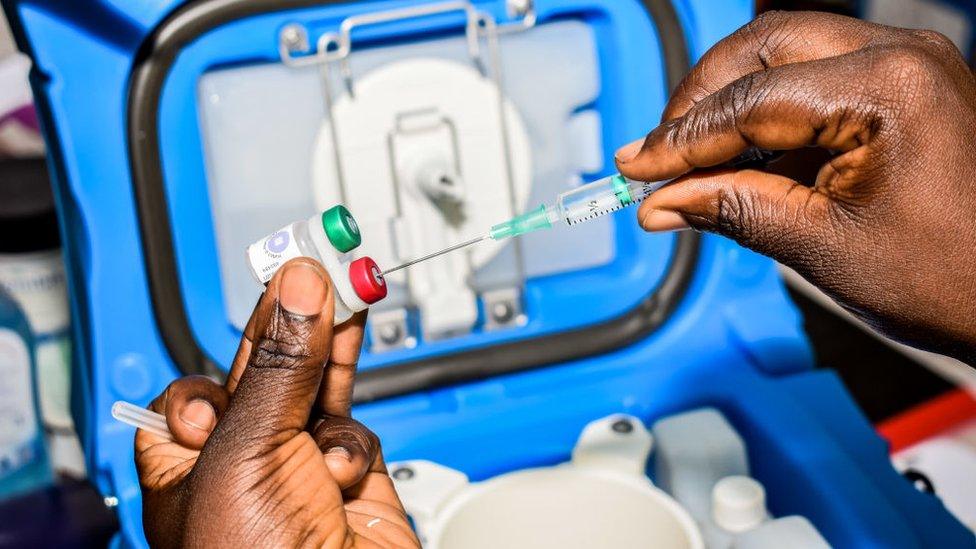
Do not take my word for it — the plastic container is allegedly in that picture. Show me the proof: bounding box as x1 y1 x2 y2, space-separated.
0 157 84 477
0 285 51 500
246 204 387 324
390 415 703 549
11 1 976 546
393 411 832 549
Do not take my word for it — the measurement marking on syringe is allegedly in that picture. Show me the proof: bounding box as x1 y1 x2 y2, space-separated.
566 204 628 225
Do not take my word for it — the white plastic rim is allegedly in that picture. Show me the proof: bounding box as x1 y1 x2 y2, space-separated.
424 466 703 549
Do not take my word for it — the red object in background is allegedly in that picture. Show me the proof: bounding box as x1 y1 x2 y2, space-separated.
877 389 976 453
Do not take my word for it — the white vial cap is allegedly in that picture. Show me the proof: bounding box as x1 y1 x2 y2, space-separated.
712 475 767 533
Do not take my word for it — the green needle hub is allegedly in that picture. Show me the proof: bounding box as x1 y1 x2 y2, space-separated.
490 204 554 240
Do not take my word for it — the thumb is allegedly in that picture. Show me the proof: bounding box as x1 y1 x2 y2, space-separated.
211 259 335 455
639 168 831 265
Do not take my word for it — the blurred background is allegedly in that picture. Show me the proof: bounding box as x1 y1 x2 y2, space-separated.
1 0 975 547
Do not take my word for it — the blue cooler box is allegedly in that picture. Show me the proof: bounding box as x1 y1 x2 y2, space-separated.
4 0 972 546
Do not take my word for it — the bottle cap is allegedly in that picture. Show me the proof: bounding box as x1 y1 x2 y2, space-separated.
348 256 387 304
712 475 766 533
321 205 361 253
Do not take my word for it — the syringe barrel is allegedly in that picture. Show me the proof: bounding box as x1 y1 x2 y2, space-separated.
555 174 668 226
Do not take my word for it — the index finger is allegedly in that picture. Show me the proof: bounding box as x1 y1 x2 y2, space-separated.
316 310 367 417
617 48 884 182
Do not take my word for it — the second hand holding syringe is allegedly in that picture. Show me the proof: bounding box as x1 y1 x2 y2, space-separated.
381 173 666 275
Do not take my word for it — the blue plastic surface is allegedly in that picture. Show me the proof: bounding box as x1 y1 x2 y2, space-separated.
4 0 972 546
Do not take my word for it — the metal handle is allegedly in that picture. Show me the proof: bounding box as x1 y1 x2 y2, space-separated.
279 1 483 69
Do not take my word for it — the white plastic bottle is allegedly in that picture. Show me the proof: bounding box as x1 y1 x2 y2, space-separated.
246 205 387 324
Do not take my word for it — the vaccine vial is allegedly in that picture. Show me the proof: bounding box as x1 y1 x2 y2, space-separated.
246 205 387 325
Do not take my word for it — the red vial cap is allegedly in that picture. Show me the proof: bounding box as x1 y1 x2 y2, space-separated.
348 256 387 304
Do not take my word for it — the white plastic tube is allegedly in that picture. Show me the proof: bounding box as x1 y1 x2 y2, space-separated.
111 401 173 441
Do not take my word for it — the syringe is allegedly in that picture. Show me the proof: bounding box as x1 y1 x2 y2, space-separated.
381 173 664 275
380 148 781 275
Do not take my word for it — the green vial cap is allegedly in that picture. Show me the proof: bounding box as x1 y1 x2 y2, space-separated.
321 205 361 253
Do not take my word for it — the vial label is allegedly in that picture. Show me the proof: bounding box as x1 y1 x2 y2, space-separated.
247 223 303 283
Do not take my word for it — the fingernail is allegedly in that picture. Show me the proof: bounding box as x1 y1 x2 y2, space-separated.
179 399 216 432
279 262 327 316
615 138 645 163
641 209 691 232
325 446 352 461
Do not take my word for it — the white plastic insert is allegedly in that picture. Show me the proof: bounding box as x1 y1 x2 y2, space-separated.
313 58 531 337
197 20 611 334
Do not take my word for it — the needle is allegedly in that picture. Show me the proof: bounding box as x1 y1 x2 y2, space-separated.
380 235 488 276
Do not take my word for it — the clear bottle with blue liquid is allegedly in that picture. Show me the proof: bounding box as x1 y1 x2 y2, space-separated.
0 285 52 500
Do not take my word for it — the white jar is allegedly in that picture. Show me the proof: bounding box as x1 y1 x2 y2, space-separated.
246 205 386 324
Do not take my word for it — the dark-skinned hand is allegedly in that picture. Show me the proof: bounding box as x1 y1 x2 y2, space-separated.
135 257 419 548
616 11 976 364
